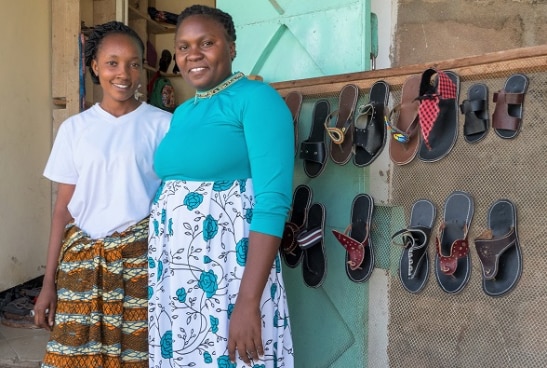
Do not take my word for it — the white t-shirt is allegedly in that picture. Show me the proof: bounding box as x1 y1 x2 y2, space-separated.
44 102 172 239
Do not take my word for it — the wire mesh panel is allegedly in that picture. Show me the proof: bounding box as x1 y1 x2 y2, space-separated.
387 65 546 368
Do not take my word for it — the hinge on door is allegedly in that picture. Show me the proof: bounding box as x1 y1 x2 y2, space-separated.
370 12 378 70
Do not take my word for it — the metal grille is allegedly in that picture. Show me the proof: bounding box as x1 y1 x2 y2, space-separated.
387 67 547 367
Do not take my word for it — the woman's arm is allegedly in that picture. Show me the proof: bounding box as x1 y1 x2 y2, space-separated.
227 231 281 365
34 183 75 330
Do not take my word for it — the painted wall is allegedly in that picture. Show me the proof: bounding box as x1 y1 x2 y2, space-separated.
0 1 52 291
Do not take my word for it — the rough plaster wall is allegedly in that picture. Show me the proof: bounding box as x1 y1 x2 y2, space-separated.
393 0 547 66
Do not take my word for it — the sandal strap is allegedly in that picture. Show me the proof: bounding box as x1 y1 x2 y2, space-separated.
324 109 352 145
475 227 517 280
393 227 428 278
386 102 419 143
417 70 457 150
281 222 301 255
297 227 322 250
332 225 369 271
436 222 470 276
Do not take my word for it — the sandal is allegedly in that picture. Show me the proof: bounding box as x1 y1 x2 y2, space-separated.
324 84 359 165
474 199 522 297
284 91 303 156
332 194 375 283
460 83 489 143
435 190 474 294
280 185 312 268
392 199 436 293
492 73 529 139
353 80 390 167
387 75 421 165
417 68 460 162
298 202 327 288
300 99 330 178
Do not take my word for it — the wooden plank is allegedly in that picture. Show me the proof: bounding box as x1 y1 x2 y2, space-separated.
271 45 547 97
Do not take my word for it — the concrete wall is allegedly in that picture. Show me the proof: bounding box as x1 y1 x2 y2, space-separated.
393 0 547 66
0 1 52 291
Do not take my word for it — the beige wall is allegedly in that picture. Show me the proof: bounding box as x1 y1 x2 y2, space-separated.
0 1 52 291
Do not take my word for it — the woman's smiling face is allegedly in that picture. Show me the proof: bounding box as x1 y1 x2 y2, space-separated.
91 33 142 108
174 14 235 91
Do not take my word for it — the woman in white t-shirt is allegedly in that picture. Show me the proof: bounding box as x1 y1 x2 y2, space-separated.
33 21 171 367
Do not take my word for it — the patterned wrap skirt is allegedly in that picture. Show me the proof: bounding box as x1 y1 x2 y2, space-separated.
41 218 149 368
148 179 294 368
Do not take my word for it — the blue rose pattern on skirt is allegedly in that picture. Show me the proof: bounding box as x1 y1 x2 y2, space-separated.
148 179 294 367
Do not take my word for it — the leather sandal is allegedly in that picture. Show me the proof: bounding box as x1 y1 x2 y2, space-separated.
387 75 421 165
435 190 474 294
280 185 312 268
353 80 390 167
300 99 329 178
417 68 460 162
460 83 489 143
392 199 436 293
474 199 522 297
297 202 327 288
324 84 359 165
332 194 375 283
492 73 529 139
284 91 303 156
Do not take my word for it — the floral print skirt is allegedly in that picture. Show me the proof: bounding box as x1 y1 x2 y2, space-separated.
148 179 294 368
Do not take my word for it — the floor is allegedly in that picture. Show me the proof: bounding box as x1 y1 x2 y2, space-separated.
0 324 49 368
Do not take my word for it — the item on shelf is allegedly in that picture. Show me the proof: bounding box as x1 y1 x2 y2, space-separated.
392 199 436 294
417 68 459 162
148 6 178 25
474 199 522 297
147 71 175 112
460 83 489 143
387 74 421 165
284 91 303 156
158 49 172 73
300 99 330 178
332 193 375 283
298 202 327 288
492 73 529 139
353 80 389 167
146 40 158 69
324 84 359 165
280 185 312 268
435 190 474 294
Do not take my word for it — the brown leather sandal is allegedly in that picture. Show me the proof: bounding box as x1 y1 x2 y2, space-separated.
324 84 359 165
492 74 529 139
388 75 421 165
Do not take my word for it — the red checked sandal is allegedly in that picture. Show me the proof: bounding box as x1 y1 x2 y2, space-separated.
332 194 375 283
417 68 460 162
435 190 474 294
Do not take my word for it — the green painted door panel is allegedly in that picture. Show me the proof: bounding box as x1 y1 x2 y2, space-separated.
218 0 371 82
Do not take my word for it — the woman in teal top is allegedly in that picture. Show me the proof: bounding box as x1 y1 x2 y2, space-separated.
148 5 295 368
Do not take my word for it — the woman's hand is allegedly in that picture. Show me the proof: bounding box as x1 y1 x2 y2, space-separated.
228 299 264 365
33 282 57 330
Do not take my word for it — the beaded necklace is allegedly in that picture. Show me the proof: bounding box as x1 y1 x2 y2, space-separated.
194 72 245 103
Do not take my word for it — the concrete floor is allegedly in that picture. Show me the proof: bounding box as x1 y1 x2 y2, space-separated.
0 324 49 368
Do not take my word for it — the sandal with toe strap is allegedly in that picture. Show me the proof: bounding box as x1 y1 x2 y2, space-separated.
332 194 375 283
392 199 436 293
435 190 474 294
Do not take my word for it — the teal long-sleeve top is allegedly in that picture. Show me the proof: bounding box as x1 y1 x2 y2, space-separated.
154 75 295 238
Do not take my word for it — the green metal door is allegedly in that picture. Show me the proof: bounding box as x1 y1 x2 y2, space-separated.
217 1 373 367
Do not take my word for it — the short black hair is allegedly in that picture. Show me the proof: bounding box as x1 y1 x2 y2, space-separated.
177 5 236 42
84 21 145 85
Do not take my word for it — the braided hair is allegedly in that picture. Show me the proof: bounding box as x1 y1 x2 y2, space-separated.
176 5 237 43
84 21 145 85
